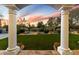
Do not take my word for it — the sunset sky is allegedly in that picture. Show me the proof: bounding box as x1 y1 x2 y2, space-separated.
0 4 79 20
17 4 58 17
0 4 58 20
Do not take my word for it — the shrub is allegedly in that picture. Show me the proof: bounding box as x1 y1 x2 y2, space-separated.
17 29 25 34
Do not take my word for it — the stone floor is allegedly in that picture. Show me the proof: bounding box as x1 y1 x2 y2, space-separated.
18 50 60 55
72 50 79 55
0 50 79 55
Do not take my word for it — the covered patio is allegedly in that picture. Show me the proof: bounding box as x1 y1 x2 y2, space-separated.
0 4 77 55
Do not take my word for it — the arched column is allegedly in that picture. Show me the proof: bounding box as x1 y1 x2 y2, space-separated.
4 5 20 55
57 5 73 55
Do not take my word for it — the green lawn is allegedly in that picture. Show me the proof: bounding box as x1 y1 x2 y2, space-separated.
0 34 79 50
0 38 8 50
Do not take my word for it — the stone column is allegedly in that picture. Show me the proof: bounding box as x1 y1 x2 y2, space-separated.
57 6 73 55
4 5 20 55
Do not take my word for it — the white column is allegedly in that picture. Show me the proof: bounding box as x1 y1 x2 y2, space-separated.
4 5 20 55
57 7 73 55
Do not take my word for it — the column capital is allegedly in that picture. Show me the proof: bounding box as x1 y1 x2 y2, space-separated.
8 9 16 15
5 4 18 10
4 4 18 14
59 5 74 11
61 9 69 15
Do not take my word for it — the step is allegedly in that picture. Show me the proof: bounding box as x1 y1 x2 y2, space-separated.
0 50 79 55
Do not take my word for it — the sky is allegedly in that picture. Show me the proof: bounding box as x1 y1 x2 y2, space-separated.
0 5 8 19
0 4 58 20
17 4 57 18
1 4 79 21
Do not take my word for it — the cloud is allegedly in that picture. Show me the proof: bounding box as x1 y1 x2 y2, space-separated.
27 11 60 23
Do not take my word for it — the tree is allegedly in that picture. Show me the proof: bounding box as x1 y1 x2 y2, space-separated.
17 24 26 34
69 9 79 32
27 23 32 32
2 25 8 32
30 24 37 32
70 9 79 26
47 17 59 33
55 17 61 33
31 24 35 28
37 21 45 32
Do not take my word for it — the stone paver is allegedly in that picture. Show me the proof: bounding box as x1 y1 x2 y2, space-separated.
0 50 79 55
18 50 59 55
0 50 5 55
72 50 79 55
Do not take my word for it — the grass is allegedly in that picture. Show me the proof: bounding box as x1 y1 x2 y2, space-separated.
69 34 79 50
0 34 79 50
0 38 8 50
17 34 60 50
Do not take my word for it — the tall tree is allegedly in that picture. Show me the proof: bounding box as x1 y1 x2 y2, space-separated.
27 23 32 32
70 9 79 26
37 21 45 32
69 8 79 31
47 17 59 33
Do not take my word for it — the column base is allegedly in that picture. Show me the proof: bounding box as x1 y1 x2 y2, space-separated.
4 46 20 55
57 46 73 55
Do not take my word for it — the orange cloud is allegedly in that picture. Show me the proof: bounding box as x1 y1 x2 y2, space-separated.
28 11 60 23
